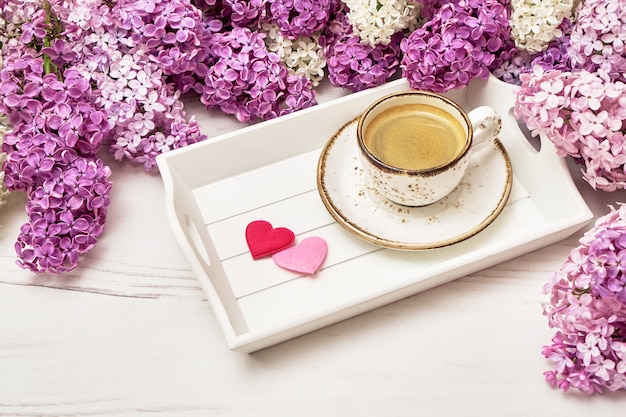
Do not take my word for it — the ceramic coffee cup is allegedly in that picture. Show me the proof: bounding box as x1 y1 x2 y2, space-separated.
356 90 501 206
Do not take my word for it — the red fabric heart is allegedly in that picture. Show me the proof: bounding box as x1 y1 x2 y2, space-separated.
245 220 295 260
272 236 328 275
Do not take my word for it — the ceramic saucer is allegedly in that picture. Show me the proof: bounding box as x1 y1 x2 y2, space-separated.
316 118 513 250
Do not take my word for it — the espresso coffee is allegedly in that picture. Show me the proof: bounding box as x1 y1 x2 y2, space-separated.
363 103 466 170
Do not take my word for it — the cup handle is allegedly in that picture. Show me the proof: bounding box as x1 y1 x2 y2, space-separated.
468 106 502 153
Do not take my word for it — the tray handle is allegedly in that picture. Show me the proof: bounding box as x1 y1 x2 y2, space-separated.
157 158 249 339
465 75 592 222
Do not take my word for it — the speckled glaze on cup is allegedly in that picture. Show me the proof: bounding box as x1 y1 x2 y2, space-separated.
357 91 501 206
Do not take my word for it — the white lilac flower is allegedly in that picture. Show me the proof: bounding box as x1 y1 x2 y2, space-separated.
262 23 327 87
344 0 420 47
510 0 576 53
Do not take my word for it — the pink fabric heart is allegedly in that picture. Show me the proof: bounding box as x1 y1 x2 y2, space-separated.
246 220 295 260
272 236 328 275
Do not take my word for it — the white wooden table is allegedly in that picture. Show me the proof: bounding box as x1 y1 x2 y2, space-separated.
2 90 626 416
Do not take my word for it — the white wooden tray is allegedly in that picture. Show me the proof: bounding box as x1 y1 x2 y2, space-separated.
156 75 593 353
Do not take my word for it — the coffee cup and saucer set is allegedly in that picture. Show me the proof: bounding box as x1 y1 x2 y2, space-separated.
316 90 513 250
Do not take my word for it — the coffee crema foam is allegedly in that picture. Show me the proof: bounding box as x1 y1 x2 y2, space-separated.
363 103 466 170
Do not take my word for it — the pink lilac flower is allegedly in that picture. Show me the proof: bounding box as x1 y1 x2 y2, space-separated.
543 204 626 394
568 0 626 83
511 3 626 192
92 49 205 170
66 0 208 170
515 66 626 192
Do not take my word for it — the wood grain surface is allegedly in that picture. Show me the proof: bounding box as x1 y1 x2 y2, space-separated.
2 91 626 416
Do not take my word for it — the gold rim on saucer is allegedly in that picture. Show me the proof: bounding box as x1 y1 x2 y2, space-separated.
316 118 513 250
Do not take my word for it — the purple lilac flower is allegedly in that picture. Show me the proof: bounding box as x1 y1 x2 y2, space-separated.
493 18 573 85
317 0 352 48
16 157 112 274
543 204 626 394
201 26 316 122
204 0 269 28
268 0 333 39
122 0 212 93
491 49 533 86
320 3 402 93
530 19 573 73
0 0 113 273
1 0 211 273
400 0 514 93
324 32 402 92
0 57 108 190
